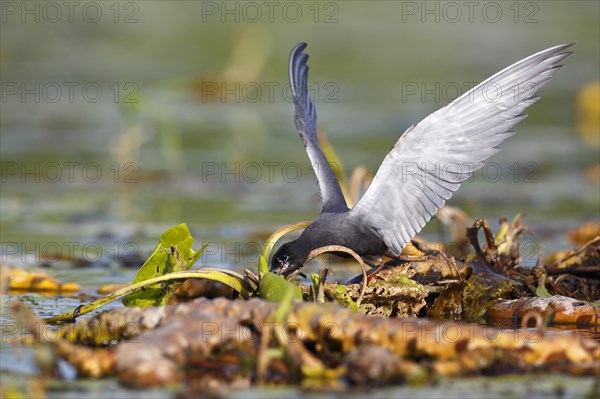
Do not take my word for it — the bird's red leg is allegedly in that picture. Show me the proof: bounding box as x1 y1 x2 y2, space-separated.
366 258 386 284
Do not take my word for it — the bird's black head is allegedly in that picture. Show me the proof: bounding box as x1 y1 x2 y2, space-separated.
270 241 307 275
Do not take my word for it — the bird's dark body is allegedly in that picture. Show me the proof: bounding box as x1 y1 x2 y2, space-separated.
271 211 388 274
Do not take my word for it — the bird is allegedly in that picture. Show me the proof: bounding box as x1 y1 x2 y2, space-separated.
270 42 573 275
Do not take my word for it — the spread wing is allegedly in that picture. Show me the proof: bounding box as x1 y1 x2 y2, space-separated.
289 43 348 213
350 43 574 256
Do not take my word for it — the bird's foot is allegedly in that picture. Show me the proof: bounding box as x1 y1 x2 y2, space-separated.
366 259 387 284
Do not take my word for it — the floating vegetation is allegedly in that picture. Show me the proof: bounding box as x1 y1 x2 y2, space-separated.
0 265 80 294
10 295 599 393
4 211 598 396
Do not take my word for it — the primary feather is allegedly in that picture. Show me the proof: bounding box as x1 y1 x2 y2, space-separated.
349 43 574 256
289 43 348 213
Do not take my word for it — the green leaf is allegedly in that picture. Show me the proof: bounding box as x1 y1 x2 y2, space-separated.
310 273 357 311
535 275 551 298
123 223 205 307
309 273 320 287
332 285 358 311
258 254 269 274
274 283 298 324
259 221 311 275
258 272 302 302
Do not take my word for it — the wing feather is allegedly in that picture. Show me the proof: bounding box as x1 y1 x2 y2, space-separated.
350 43 573 256
289 43 348 212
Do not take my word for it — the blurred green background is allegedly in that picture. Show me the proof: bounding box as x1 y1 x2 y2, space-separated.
1 0 599 269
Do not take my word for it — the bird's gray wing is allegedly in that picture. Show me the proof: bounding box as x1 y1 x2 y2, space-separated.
290 43 348 212
349 43 573 256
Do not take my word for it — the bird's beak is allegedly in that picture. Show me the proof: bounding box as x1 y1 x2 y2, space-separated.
272 259 303 276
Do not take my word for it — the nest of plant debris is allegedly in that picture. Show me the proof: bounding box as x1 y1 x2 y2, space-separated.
7 216 599 394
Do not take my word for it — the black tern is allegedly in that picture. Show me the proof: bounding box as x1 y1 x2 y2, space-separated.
271 42 573 275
